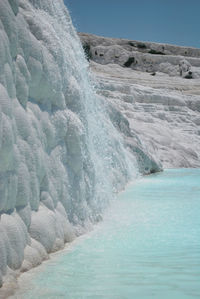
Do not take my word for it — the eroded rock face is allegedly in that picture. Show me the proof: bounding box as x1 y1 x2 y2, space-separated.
79 33 200 168
79 33 200 78
94 70 200 168
0 1 160 292
179 59 193 78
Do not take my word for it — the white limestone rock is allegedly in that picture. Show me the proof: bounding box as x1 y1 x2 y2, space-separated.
79 33 200 78
0 0 161 293
179 59 193 78
89 60 200 168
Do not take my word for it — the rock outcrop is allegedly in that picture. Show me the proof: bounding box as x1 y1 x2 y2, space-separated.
79 33 200 79
79 33 200 168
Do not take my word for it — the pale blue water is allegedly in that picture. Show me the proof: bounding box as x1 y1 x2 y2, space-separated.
22 169 200 299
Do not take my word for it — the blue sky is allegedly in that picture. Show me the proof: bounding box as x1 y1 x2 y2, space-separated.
64 0 200 48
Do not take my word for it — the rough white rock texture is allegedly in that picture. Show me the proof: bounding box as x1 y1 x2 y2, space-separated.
0 0 160 294
79 33 200 168
79 33 200 79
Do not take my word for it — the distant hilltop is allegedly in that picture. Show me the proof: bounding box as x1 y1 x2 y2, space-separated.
79 33 200 79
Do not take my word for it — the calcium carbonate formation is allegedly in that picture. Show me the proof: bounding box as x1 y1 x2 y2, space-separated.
0 0 159 295
79 33 200 168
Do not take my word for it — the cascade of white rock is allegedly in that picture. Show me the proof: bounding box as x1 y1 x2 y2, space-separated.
0 0 160 293
79 33 200 168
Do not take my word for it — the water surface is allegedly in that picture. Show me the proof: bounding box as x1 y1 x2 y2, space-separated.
20 169 200 298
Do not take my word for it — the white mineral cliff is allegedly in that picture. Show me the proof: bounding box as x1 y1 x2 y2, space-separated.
0 1 159 296
79 33 200 168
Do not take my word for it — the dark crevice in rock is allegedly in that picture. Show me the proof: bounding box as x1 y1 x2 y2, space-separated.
148 49 165 55
124 57 135 67
137 43 147 49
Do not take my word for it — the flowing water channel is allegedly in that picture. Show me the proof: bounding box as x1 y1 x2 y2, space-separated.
18 169 200 299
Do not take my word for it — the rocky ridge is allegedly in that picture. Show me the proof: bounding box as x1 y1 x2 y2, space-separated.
79 33 200 168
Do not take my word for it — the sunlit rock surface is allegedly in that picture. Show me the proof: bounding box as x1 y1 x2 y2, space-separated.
0 0 160 294
79 33 200 168
79 33 200 78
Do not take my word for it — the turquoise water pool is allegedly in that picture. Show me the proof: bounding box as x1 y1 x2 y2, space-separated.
21 169 200 299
